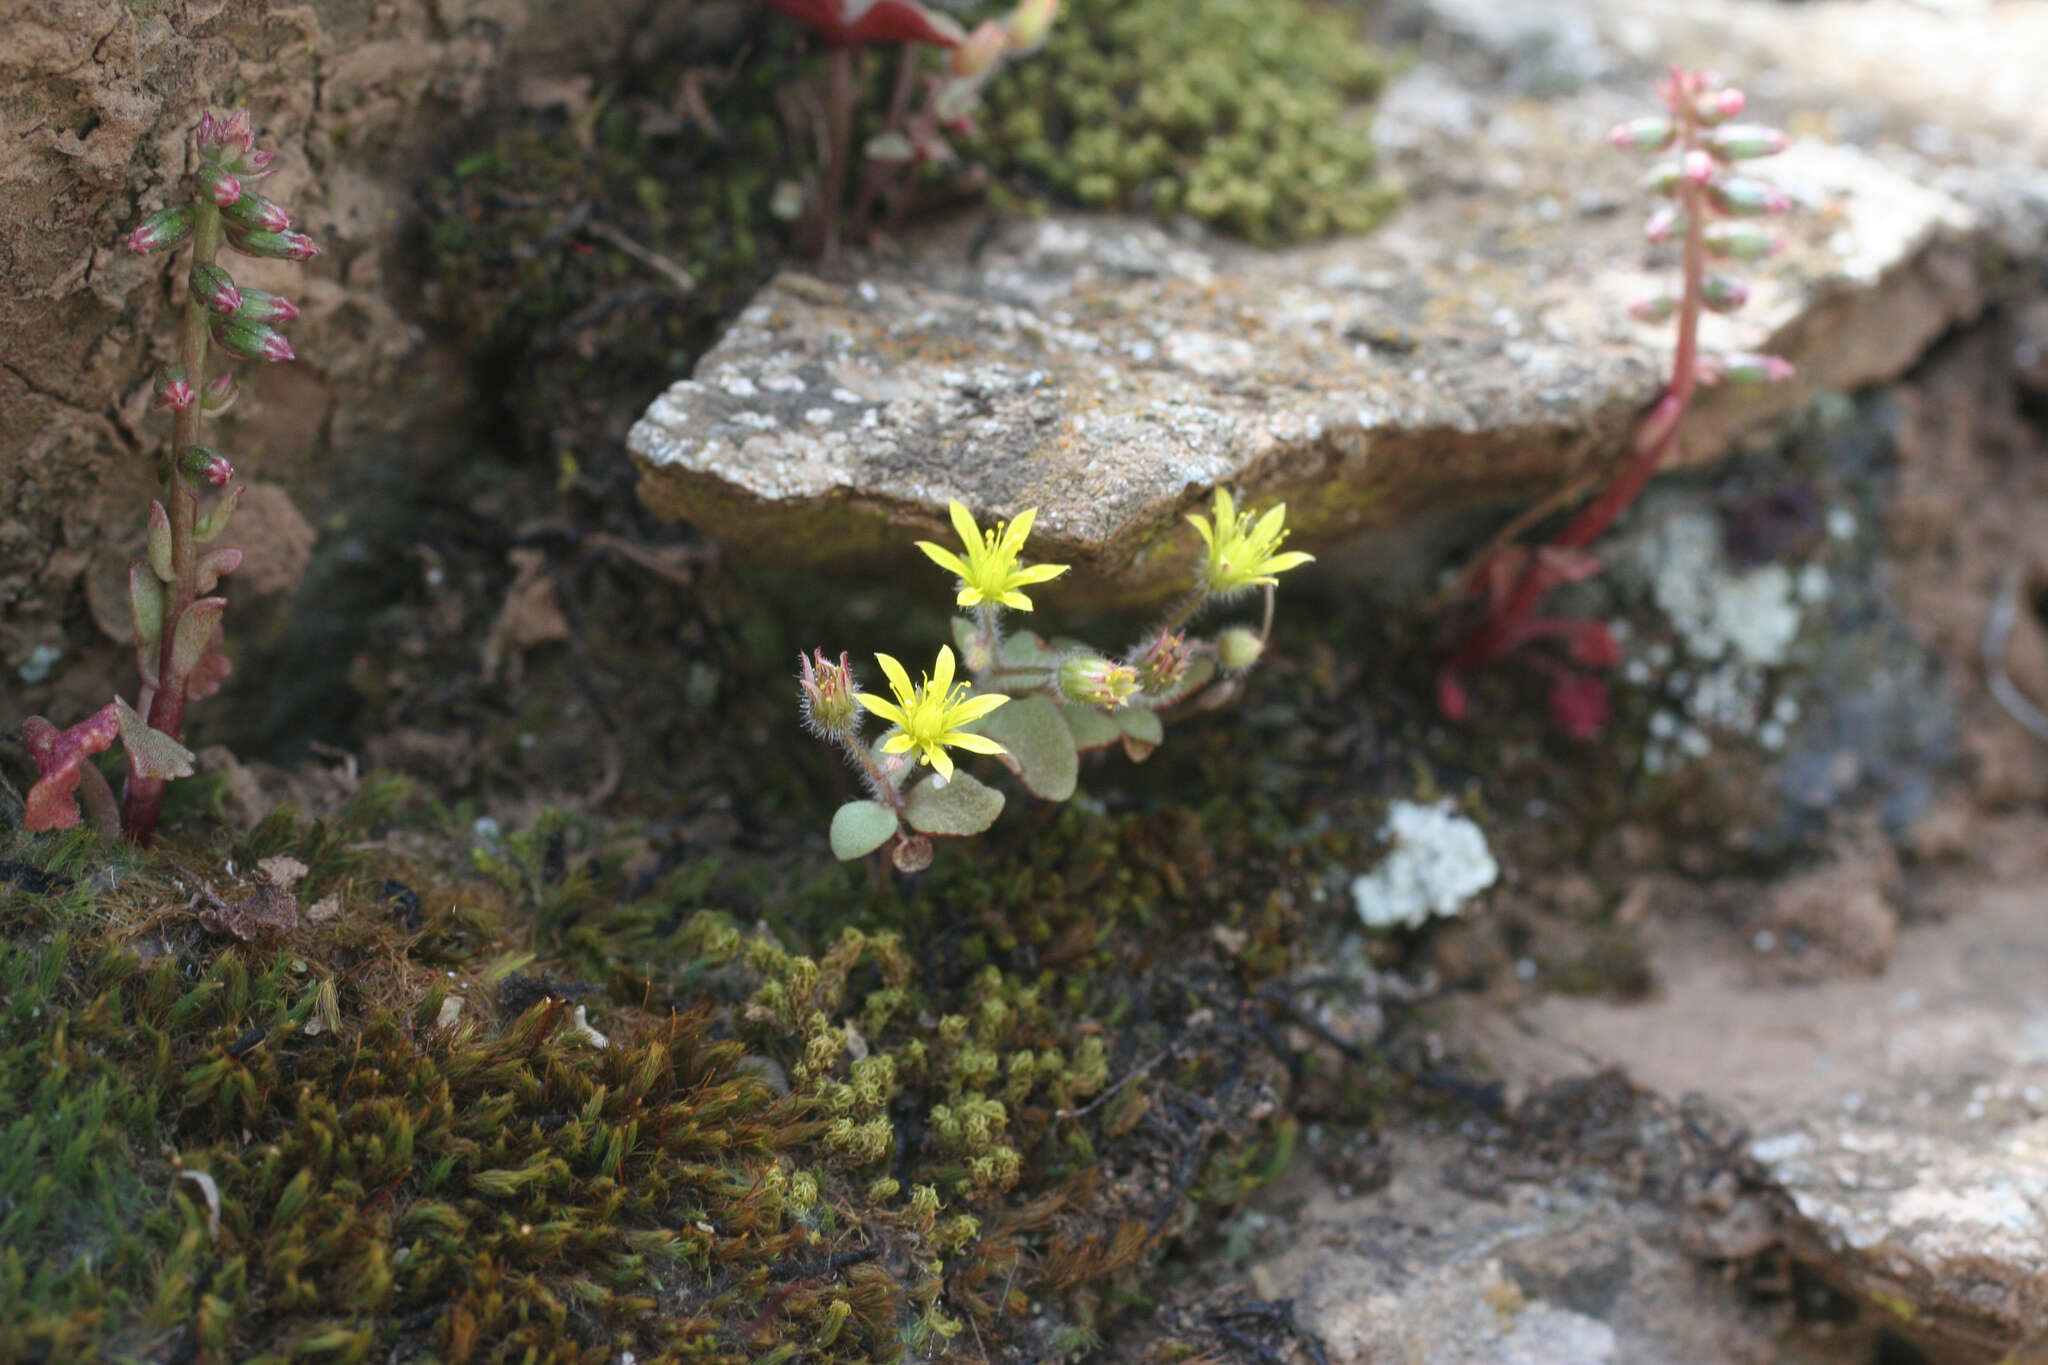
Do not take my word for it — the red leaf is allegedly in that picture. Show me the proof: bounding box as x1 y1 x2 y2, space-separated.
1436 669 1469 722
750 0 963 47
20 706 121 832
1546 671 1611 740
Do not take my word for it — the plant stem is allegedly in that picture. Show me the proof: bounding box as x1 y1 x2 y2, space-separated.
1450 90 1706 676
123 200 223 842
820 45 856 259
839 733 907 817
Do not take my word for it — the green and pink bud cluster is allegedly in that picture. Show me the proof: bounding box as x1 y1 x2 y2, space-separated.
21 108 319 844
1612 69 1795 391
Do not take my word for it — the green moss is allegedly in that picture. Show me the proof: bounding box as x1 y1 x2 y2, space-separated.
2 764 1342 1360
969 0 1399 242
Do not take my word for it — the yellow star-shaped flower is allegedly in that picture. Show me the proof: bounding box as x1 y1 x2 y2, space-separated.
855 645 1010 781
917 500 1069 611
1186 488 1315 596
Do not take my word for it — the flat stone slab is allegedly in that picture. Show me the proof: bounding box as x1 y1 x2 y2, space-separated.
629 54 1980 600
1452 855 2048 1359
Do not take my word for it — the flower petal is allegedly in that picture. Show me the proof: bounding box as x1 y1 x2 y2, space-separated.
1251 503 1288 552
926 745 955 781
956 587 985 608
997 590 1033 611
856 693 907 726
875 652 914 703
1259 550 1315 576
947 691 1010 724
1213 487 1237 531
1005 505 1037 551
917 541 970 577
941 730 1008 756
1186 513 1215 550
947 498 981 551
930 645 956 694
880 731 916 754
1010 561 1069 585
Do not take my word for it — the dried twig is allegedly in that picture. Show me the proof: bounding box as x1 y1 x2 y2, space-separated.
583 220 695 294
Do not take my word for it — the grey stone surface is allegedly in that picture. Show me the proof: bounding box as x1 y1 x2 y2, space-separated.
629 16 1987 600
1454 848 2048 1360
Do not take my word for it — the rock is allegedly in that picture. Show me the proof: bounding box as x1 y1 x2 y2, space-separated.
1452 859 2048 1359
631 50 1984 602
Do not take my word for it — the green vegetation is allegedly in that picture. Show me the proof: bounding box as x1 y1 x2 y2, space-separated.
970 0 1398 241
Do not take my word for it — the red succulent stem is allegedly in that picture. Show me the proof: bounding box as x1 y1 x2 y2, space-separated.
123 199 225 842
1449 73 1707 676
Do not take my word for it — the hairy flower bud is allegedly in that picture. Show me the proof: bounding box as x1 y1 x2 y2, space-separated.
1626 294 1677 324
189 262 242 315
196 108 254 157
230 288 300 324
197 162 242 207
222 191 292 233
1608 116 1674 151
1708 124 1790 161
225 225 321 261
1703 221 1783 261
1700 273 1749 313
211 314 295 362
1133 630 1192 696
1643 205 1687 244
1705 176 1791 216
126 206 194 254
178 446 235 487
1057 656 1140 710
798 649 861 739
200 372 240 415
153 366 196 412
1215 627 1264 671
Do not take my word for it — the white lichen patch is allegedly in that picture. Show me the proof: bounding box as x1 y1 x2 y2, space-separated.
1352 800 1499 931
1636 510 1805 668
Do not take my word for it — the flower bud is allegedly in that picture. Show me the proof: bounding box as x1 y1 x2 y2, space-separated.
1696 87 1746 123
1057 656 1140 710
226 225 321 261
238 147 278 180
189 262 242 315
1007 0 1057 53
197 162 242 207
1703 221 1782 261
196 109 254 157
1681 149 1715 184
798 649 860 739
211 314 295 363
1215 628 1264 671
178 446 236 487
1720 352 1795 385
1643 205 1687 244
153 366 196 412
126 206 194 254
1627 294 1676 324
200 372 240 416
1705 176 1791 216
222 191 292 233
1133 630 1192 696
1700 273 1749 313
1708 124 1790 161
230 288 300 324
1642 160 1681 197
1607 116 1674 151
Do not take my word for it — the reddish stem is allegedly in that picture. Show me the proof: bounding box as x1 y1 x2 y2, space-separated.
1447 74 1709 678
123 199 224 842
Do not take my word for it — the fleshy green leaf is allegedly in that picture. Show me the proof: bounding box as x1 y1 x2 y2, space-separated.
1118 707 1164 763
168 597 227 679
969 694 1078 801
999 632 1064 670
1059 703 1121 753
147 501 174 583
115 696 195 782
904 769 1004 837
195 547 242 594
829 801 900 860
129 560 165 648
194 485 243 542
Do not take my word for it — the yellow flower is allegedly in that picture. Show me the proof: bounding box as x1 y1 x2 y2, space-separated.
917 500 1069 611
1186 488 1314 595
856 646 1010 781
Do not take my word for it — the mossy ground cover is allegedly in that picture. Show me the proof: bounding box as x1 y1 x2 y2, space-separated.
1 713 1378 1363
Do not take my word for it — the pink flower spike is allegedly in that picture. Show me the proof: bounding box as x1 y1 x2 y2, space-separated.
1643 205 1686 244
153 367 196 412
1681 149 1715 184
125 206 194 254
1608 116 1675 151
1698 87 1746 122
197 108 255 156
240 147 278 178
199 163 242 207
